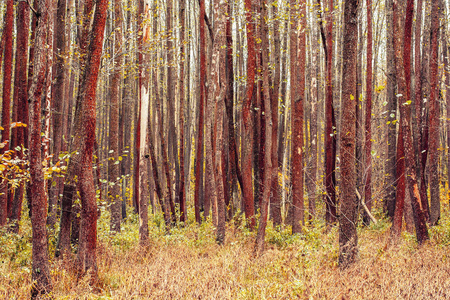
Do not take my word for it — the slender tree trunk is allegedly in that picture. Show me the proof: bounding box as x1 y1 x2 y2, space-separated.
179 0 187 223
363 0 373 225
428 0 440 225
324 0 337 226
242 0 256 228
194 0 207 224
384 0 397 219
270 3 281 225
255 0 272 254
0 0 14 227
292 0 306 233
9 0 30 232
338 0 359 269
392 0 429 244
109 0 124 232
73 0 108 279
29 0 53 295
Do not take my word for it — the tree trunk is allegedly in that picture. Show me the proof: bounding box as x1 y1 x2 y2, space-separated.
109 0 124 232
291 0 306 234
242 0 256 229
338 0 359 268
194 0 207 224
428 0 440 225
384 0 397 219
0 0 14 227
9 0 30 232
363 0 373 225
392 0 429 244
29 1 53 296
324 0 337 226
74 0 108 279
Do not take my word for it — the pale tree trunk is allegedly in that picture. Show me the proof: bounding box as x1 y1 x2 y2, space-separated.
428 0 440 225
109 0 124 232
292 0 306 233
254 0 272 255
29 0 53 296
138 0 151 242
338 0 359 269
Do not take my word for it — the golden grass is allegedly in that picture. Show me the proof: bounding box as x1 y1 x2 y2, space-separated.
2 205 450 299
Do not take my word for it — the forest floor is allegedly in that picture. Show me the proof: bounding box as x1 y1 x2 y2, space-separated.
1 200 450 299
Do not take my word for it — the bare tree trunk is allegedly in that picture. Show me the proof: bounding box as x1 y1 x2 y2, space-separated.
29 0 53 296
338 0 359 269
324 0 337 226
242 0 256 229
254 0 272 254
270 3 282 225
291 0 306 234
428 0 440 225
392 0 428 244
9 0 30 232
74 0 108 279
363 0 373 225
194 0 207 224
384 0 397 219
0 0 14 227
109 0 124 232
179 0 187 223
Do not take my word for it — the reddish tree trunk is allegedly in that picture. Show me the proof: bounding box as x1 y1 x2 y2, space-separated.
363 0 373 225
0 0 14 227
255 0 272 254
241 0 256 229
179 0 187 222
324 0 337 226
392 0 429 244
29 0 53 296
9 0 30 231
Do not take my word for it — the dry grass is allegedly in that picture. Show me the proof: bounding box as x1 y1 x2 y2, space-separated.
2 205 450 299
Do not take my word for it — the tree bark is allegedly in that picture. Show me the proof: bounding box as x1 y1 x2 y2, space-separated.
74 0 108 279
0 0 14 227
392 0 429 244
29 0 54 295
109 0 124 232
9 0 30 232
428 0 440 225
291 0 306 234
363 0 373 225
242 0 256 229
194 0 207 224
338 0 359 268
255 0 272 254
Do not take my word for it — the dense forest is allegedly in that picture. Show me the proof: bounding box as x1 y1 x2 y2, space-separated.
1 0 450 298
